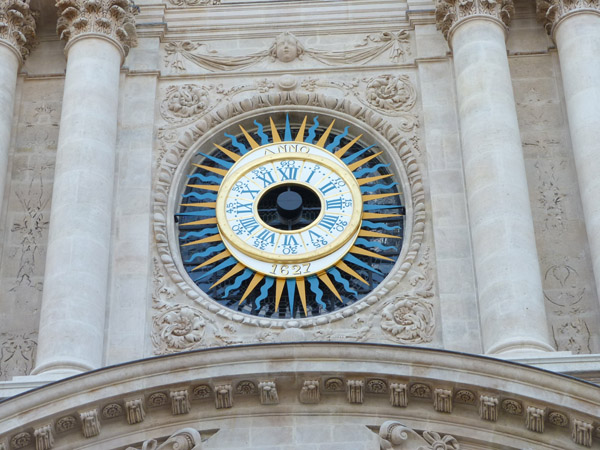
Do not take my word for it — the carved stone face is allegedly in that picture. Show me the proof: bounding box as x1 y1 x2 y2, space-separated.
275 34 298 62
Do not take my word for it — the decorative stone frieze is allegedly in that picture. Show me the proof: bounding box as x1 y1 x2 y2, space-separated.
125 399 145 425
324 378 344 391
33 425 53 450
502 398 523 415
300 380 320 404
214 385 233 409
366 379 388 394
389 383 408 407
433 388 452 413
525 406 545 433
147 392 168 407
379 421 460 450
125 428 203 450
258 381 279 405
235 381 256 396
537 0 600 35
170 390 191 415
347 380 364 404
9 432 30 450
55 416 76 433
79 410 100 438
0 0 37 60
572 419 594 447
55 0 137 54
101 403 123 419
455 390 476 405
409 383 432 398
436 0 515 40
192 385 211 399
548 411 569 427
479 395 499 422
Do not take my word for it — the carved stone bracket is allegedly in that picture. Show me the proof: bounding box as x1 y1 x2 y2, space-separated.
299 380 320 404
0 0 37 61
479 395 499 421
56 0 137 55
79 410 100 438
436 0 515 41
33 425 53 450
125 428 203 450
379 421 460 450
347 380 364 404
526 406 545 433
214 385 233 409
572 418 594 447
537 0 600 36
258 381 279 405
170 390 191 415
390 383 408 407
433 388 453 413
125 399 145 425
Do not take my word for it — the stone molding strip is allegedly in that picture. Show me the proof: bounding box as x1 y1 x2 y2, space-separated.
0 344 598 449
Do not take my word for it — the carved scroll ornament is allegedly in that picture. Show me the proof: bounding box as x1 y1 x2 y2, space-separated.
379 421 460 450
126 428 203 450
436 0 515 40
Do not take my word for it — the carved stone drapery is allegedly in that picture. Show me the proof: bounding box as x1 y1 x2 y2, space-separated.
0 0 37 60
537 0 600 36
56 0 137 55
436 0 515 41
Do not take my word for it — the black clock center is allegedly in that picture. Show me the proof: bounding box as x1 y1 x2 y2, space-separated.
257 183 321 231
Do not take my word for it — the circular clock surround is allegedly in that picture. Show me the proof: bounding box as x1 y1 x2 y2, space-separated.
168 106 419 321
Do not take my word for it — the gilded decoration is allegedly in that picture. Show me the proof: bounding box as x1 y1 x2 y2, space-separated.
436 0 515 40
0 0 37 59
537 0 600 35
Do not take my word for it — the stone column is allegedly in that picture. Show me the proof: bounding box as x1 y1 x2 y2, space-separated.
32 0 136 375
436 0 554 355
0 0 36 218
538 0 600 305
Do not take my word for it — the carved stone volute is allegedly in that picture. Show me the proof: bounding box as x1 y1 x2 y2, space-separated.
436 0 515 41
537 0 600 37
55 0 137 55
0 0 37 61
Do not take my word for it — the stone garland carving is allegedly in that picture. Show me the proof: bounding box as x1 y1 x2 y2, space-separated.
436 0 515 40
55 0 137 54
379 421 460 450
125 428 203 450
153 90 426 332
0 0 37 59
537 0 600 35
164 30 411 73
33 425 53 450
0 332 37 380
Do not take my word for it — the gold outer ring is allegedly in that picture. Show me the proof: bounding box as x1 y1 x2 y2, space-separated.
215 145 363 265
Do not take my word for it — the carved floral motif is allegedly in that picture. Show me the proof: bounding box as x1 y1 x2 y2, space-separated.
365 75 416 113
436 0 515 40
0 332 37 380
160 84 210 124
55 416 77 433
147 392 168 407
10 432 31 449
502 398 523 415
56 0 137 54
152 305 208 353
537 0 600 35
381 294 435 344
0 0 37 59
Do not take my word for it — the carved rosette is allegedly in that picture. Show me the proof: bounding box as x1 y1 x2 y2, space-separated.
537 0 600 36
56 0 137 55
0 0 37 61
436 0 515 41
380 296 435 344
152 305 207 353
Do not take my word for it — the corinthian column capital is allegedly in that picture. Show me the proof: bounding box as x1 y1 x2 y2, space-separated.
0 0 37 62
436 0 515 41
56 0 138 57
537 0 600 36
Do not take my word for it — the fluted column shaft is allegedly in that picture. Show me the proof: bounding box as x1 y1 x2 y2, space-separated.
542 6 600 303
33 0 136 375
438 1 554 355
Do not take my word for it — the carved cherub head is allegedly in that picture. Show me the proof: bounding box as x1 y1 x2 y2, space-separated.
270 32 304 62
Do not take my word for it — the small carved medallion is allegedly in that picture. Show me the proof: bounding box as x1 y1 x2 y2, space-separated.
101 403 123 419
324 378 345 392
548 411 569 427
55 416 77 433
235 380 257 396
501 398 523 415
147 392 168 408
10 432 31 449
192 384 212 399
454 390 476 405
409 383 432 398
381 297 435 344
366 378 388 394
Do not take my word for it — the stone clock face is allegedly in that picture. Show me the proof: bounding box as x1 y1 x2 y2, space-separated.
177 114 404 319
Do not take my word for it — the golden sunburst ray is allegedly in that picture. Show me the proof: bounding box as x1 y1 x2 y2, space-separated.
187 184 220 191
180 202 216 208
335 260 369 286
347 151 384 172
182 234 222 247
275 277 285 312
214 143 241 162
334 134 363 159
192 249 231 271
269 117 282 143
362 212 402 220
318 271 343 302
180 217 218 226
210 262 246 289
193 163 228 177
316 119 336 147
295 116 308 142
362 192 399 202
239 125 260 149
350 245 394 261
296 277 308 316
358 229 401 239
239 272 265 304
356 173 393 186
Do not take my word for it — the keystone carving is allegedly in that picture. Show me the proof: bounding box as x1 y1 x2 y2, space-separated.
389 383 408 407
572 419 593 447
214 384 233 409
526 406 545 433
55 0 137 54
479 395 499 421
379 421 460 450
79 410 100 438
125 428 203 450
125 399 145 425
0 0 37 59
347 379 364 404
299 380 320 404
33 425 53 450
433 388 452 413
436 0 515 40
170 389 191 415
258 381 279 405
537 0 600 36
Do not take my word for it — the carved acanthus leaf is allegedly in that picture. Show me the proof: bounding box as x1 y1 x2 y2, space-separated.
152 305 211 354
436 0 515 40
0 0 37 59
537 0 600 35
56 0 137 54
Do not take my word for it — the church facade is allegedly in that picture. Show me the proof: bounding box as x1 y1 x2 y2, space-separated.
1 0 600 448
